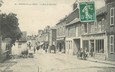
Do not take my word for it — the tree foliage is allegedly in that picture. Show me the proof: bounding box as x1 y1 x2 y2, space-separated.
0 13 22 45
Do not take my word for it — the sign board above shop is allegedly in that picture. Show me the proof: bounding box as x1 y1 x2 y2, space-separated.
79 1 96 22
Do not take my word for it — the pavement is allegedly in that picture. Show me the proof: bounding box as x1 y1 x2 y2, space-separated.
0 50 115 72
0 59 17 72
56 52 115 65
0 58 38 72
35 52 115 72
87 57 115 65
56 52 115 66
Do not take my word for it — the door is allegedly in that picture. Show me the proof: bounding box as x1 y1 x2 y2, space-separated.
90 40 94 57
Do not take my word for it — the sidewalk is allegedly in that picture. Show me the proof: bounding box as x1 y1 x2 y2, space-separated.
56 53 115 66
87 57 115 65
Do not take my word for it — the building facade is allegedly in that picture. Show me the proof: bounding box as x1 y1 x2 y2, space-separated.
66 18 83 55
12 31 27 55
64 0 115 61
43 26 50 50
105 0 115 61
56 18 66 53
48 27 57 52
80 0 115 61
82 0 115 61
81 6 107 60
65 2 80 55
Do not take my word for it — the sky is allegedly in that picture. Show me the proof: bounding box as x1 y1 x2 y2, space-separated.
0 0 105 35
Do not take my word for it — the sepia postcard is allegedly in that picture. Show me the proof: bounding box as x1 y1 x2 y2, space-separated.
0 0 115 72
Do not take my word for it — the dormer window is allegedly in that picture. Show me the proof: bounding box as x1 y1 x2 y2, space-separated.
110 7 114 26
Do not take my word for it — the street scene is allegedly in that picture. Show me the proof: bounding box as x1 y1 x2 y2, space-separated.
0 0 115 72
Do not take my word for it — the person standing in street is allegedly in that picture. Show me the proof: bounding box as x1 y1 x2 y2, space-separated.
80 48 83 59
34 47 36 54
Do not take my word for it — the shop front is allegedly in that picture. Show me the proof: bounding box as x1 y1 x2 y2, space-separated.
82 33 107 60
56 37 65 53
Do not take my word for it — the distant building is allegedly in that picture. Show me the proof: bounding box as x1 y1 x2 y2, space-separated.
49 26 56 46
36 26 50 49
43 26 50 50
48 26 56 52
36 30 44 46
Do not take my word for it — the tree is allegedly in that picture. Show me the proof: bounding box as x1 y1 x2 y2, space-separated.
0 0 3 7
0 13 22 46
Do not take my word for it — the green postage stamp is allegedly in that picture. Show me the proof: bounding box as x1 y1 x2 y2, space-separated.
79 1 96 22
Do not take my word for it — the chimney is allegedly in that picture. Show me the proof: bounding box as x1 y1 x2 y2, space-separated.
73 2 78 10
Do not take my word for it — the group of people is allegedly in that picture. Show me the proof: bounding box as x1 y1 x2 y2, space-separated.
77 48 88 60
20 42 37 58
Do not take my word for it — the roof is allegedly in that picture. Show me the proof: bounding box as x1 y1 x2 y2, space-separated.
56 16 67 25
50 25 57 29
66 18 80 26
96 6 107 16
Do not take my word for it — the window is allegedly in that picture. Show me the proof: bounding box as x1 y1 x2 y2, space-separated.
68 27 70 37
89 22 95 33
110 8 114 25
96 39 104 53
110 35 114 53
84 23 88 33
18 43 22 48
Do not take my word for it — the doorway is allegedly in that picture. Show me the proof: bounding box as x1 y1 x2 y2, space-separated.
90 40 94 57
73 39 80 55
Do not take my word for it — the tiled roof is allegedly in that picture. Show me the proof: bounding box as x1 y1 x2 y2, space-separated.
56 17 67 25
66 8 79 24
66 18 80 26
